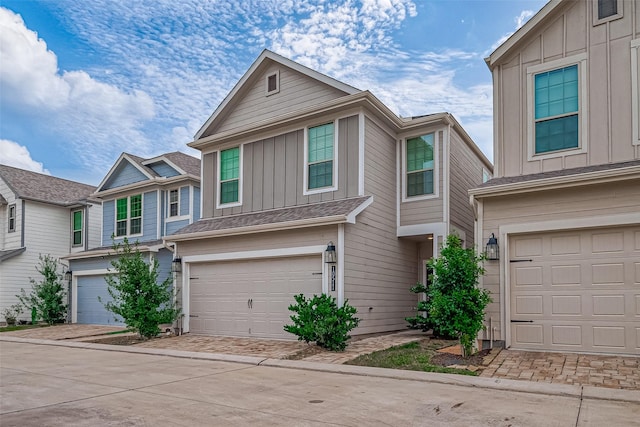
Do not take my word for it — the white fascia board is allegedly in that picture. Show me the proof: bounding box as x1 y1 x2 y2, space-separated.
94 175 197 199
346 196 373 224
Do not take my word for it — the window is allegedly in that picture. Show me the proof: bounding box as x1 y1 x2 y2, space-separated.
593 0 622 24
219 147 240 205
8 204 16 232
266 71 279 95
115 194 142 237
72 210 83 246
307 123 335 191
527 54 587 159
169 189 179 217
406 133 435 197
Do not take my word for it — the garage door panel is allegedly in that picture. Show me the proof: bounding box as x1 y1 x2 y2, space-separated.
189 256 322 339
77 275 124 326
510 226 639 355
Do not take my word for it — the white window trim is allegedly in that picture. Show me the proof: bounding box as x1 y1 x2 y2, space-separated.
168 188 180 218
526 53 588 161
265 70 280 96
632 38 640 146
114 194 144 238
72 209 83 247
303 120 339 196
8 204 16 232
216 145 243 209
401 132 439 202
592 0 623 26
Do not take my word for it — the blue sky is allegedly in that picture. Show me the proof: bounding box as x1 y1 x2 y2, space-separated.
0 0 547 185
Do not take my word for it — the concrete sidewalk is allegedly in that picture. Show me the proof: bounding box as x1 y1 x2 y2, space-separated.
1 339 638 426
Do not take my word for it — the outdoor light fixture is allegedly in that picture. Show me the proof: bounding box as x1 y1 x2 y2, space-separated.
64 270 72 281
486 233 499 260
325 241 336 264
172 258 182 273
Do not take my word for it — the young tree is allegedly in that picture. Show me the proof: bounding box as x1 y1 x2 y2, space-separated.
18 254 68 325
427 234 491 357
102 238 179 339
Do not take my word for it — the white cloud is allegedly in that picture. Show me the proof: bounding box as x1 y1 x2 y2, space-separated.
0 140 50 174
488 9 536 54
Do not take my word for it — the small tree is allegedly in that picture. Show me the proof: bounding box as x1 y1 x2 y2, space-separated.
17 254 68 325
102 238 179 339
427 234 491 357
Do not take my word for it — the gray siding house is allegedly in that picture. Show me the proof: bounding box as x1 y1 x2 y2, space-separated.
66 152 200 325
167 50 492 339
470 0 640 355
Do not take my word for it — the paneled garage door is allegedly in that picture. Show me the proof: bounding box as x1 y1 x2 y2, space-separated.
509 226 639 355
189 256 323 339
77 275 124 326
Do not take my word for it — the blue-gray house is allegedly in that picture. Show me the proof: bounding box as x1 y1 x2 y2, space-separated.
66 151 200 325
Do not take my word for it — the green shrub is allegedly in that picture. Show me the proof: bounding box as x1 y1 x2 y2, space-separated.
102 238 179 339
284 293 360 351
17 254 67 325
2 304 23 326
405 281 430 331
427 234 491 357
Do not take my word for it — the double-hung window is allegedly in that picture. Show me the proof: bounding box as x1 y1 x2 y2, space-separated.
72 210 83 246
168 189 179 217
405 133 435 198
116 194 142 237
219 147 240 205
8 204 16 232
307 123 335 191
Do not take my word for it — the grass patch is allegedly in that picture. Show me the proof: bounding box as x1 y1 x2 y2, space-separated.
0 324 49 333
105 328 133 335
345 339 479 376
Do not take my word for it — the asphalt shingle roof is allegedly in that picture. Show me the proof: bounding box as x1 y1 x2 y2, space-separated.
124 151 200 178
0 164 96 206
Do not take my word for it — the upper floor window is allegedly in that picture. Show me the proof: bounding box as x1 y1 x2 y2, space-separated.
266 71 280 95
116 194 142 237
168 189 179 217
72 210 83 246
8 204 16 232
527 54 587 160
306 122 336 193
594 0 622 24
405 133 435 198
219 147 240 206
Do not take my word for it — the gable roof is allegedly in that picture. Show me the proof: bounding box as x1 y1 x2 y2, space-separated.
0 164 96 207
194 49 361 140
486 0 563 69
96 151 201 193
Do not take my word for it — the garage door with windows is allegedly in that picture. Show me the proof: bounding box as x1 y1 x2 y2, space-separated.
76 275 124 326
509 226 639 355
189 256 322 339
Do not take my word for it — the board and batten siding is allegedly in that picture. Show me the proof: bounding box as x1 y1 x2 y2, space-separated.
0 201 71 319
201 116 360 219
448 130 488 247
102 162 148 190
211 64 349 135
480 179 640 342
344 117 418 334
399 129 444 227
493 0 640 179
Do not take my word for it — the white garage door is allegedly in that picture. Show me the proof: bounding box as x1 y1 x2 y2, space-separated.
189 256 323 339
509 226 639 355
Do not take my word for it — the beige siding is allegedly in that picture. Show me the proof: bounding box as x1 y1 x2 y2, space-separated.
346 118 417 334
399 129 444 226
480 179 640 342
493 0 640 178
0 200 72 319
204 116 360 219
213 64 348 135
448 130 487 246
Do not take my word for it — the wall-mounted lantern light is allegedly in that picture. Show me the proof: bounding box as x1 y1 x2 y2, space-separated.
325 241 336 264
486 233 499 260
64 270 73 282
172 258 182 273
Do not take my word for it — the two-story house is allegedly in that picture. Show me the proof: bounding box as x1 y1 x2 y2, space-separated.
166 50 493 339
0 165 100 320
66 151 200 325
470 0 639 355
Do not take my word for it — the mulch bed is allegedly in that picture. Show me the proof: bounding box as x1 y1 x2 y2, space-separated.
430 348 490 367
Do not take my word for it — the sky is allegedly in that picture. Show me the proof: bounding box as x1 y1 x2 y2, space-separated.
0 0 548 185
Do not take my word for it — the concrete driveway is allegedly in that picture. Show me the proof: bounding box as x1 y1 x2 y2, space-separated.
1 341 638 426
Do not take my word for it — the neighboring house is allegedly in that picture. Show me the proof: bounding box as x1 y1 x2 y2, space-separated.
65 152 201 325
470 0 640 355
0 165 99 319
166 50 493 340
